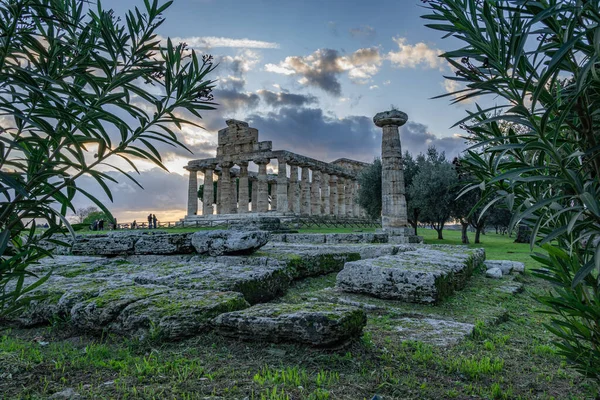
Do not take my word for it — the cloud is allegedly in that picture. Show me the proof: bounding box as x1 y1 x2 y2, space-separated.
400 122 467 159
369 85 379 90
219 49 261 76
264 47 382 95
257 89 318 107
349 25 376 40
248 107 379 162
383 80 391 85
387 37 444 69
169 36 279 49
218 75 246 91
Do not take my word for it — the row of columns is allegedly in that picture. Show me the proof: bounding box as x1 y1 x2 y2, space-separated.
187 158 364 217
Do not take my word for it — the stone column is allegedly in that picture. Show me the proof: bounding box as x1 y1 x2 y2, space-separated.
215 172 221 214
374 109 409 229
231 178 238 214
300 166 311 215
353 180 361 217
345 177 353 217
277 158 288 213
255 158 270 213
270 182 277 211
251 177 258 212
322 172 330 215
310 169 321 216
219 162 234 214
238 162 249 213
288 164 300 214
202 167 214 216
329 175 338 216
187 169 198 216
337 176 346 217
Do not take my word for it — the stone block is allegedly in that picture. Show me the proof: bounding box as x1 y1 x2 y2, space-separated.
336 247 485 304
213 302 366 346
283 234 326 244
72 235 136 256
486 267 503 279
190 230 270 256
134 233 194 255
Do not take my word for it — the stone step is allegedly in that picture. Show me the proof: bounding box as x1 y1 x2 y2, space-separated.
335 247 485 304
213 302 367 347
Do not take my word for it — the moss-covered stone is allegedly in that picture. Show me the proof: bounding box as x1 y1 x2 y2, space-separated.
214 302 366 347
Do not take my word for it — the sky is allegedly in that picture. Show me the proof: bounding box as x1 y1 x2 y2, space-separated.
73 0 477 223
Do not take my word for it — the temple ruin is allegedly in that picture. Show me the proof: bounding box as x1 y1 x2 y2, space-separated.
183 119 369 223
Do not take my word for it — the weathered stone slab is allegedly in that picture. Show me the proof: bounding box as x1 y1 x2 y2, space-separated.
214 302 366 346
133 263 290 304
495 283 524 295
394 316 474 346
486 267 503 279
72 235 136 256
110 290 249 340
134 233 194 255
324 233 388 244
485 260 525 274
283 234 326 244
336 247 485 304
228 217 282 231
190 230 269 256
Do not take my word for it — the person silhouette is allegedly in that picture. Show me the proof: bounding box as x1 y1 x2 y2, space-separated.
147 213 152 229
152 214 157 229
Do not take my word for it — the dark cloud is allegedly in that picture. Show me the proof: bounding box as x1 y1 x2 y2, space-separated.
265 47 382 95
213 89 260 111
400 122 467 159
247 107 379 162
349 25 376 40
257 89 318 107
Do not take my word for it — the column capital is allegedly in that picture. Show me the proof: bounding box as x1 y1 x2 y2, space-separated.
373 109 408 128
219 161 234 169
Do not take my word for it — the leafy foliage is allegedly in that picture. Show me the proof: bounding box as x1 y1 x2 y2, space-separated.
408 147 456 240
357 158 382 220
424 0 600 380
0 0 216 316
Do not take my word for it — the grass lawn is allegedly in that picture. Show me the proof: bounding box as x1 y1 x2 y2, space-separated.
1 231 597 399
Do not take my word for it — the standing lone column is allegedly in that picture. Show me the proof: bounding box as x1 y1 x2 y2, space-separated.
238 162 249 213
277 158 288 213
202 166 214 216
219 162 234 214
288 164 300 214
300 166 311 215
311 169 322 216
186 168 198 216
254 158 270 213
374 109 410 230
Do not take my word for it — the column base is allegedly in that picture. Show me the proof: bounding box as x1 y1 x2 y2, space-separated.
378 226 423 244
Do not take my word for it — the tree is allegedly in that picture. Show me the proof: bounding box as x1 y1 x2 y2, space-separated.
357 158 382 220
0 0 216 316
75 206 99 224
403 151 421 235
408 148 457 240
487 207 512 235
424 0 600 381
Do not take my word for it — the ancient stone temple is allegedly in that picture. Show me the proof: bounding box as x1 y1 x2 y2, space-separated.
183 119 369 223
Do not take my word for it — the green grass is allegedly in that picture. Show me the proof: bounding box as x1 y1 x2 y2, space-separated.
1 231 598 399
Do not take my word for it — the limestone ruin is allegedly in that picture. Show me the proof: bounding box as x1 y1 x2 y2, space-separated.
183 119 369 224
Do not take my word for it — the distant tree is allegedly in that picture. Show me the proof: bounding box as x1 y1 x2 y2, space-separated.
82 211 111 227
403 152 421 235
488 207 512 235
409 149 457 240
75 206 100 224
357 158 382 220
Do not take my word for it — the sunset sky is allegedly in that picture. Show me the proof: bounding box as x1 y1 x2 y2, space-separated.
74 0 476 223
